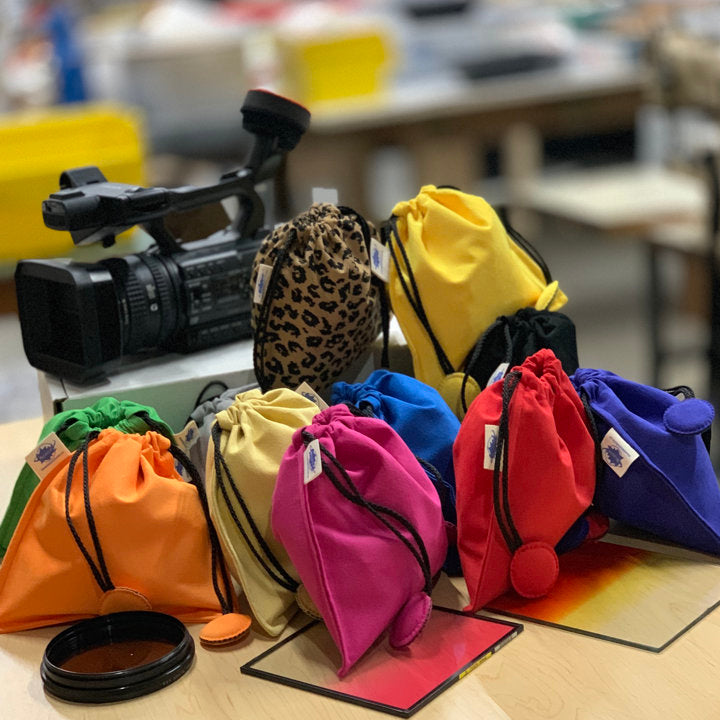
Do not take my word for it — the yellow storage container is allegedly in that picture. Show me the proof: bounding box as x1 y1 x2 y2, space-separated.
0 104 145 262
277 27 393 106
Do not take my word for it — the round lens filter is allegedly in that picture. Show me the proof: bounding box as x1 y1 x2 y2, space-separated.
41 611 194 704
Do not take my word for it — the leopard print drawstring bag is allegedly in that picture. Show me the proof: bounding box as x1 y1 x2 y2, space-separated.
251 203 384 394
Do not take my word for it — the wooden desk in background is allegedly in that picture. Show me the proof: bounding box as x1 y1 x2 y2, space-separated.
1 416 719 720
285 64 649 219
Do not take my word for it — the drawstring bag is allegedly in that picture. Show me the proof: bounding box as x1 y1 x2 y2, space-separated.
331 368 462 573
251 203 384 394
186 381 258 480
571 369 720 555
0 398 172 561
384 185 567 416
206 387 320 636
454 349 595 611
459 307 579 416
0 427 244 640
272 405 447 677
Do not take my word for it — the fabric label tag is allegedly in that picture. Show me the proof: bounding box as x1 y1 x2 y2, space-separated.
253 264 273 304
370 237 391 282
296 382 329 410
312 187 339 205
483 424 502 471
601 428 639 477
304 439 322 484
486 362 510 387
26 432 72 480
174 419 199 453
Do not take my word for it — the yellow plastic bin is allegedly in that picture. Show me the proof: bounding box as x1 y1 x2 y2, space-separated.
276 26 394 106
0 104 146 262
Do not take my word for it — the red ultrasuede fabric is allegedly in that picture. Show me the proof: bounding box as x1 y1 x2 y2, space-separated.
454 349 595 611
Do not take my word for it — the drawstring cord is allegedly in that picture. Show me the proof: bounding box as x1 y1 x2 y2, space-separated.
65 431 113 592
138 413 236 615
492 370 524 553
340 205 391 369
460 317 513 414
383 217 455 377
211 423 298 593
253 230 296 392
578 390 604 491
301 430 433 595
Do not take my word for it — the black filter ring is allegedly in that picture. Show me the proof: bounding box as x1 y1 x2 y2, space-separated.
41 611 194 704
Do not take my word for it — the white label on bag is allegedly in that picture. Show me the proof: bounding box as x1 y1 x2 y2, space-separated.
296 382 329 410
304 439 323 484
370 237 391 282
601 428 639 477
312 187 339 205
253 264 273 304
483 424 503 471
26 432 72 480
174 419 199 453
486 362 510 387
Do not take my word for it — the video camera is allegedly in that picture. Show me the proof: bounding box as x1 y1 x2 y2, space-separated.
15 89 310 384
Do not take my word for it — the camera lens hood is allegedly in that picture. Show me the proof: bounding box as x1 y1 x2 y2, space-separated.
41 611 194 704
241 89 311 150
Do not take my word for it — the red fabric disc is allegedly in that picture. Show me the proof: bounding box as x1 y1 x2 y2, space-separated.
509 541 559 599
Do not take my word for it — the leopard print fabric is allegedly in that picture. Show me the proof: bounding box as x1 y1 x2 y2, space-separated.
251 203 382 393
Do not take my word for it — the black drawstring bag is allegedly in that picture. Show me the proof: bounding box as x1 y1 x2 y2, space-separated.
460 307 579 414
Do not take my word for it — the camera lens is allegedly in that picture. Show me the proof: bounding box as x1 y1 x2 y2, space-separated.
101 255 181 356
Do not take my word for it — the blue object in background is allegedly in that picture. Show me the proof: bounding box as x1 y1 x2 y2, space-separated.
571 367 720 556
46 4 87 103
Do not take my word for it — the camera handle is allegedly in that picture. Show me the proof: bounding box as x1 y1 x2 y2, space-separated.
46 90 311 253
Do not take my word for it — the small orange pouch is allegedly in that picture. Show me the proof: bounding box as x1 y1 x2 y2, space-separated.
0 428 236 633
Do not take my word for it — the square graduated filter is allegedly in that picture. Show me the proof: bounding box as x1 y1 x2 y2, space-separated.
241 607 521 717
488 538 720 651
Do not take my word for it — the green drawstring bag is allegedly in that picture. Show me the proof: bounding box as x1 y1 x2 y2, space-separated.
0 397 173 560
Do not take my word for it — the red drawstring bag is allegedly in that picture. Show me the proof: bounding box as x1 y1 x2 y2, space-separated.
454 349 595 611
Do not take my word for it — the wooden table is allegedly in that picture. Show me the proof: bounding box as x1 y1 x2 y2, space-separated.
1 416 719 720
518 162 710 395
285 63 649 219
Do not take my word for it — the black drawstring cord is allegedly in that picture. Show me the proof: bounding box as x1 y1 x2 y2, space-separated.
253 230 296 392
301 430 433 595
460 316 513 414
193 380 230 411
492 370 524 553
663 385 696 399
384 218 455 377
64 431 114 592
579 389 603 491
416 456 454 524
211 423 298 593
343 401 376 418
340 205 392 369
168 439 235 615
497 207 553 284
137 411 235 615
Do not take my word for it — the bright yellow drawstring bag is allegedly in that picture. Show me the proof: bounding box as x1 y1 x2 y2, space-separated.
206 388 320 636
385 185 568 416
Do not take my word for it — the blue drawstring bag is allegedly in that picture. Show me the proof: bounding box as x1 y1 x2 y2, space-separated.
332 369 461 572
571 368 720 555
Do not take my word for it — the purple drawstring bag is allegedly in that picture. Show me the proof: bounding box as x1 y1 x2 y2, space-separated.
272 405 447 677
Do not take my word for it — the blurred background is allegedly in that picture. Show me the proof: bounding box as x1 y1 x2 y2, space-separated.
2 0 720 424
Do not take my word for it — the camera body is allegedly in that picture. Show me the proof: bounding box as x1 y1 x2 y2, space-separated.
15 89 310 384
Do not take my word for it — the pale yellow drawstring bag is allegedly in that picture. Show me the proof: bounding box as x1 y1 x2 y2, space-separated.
384 185 568 416
206 388 320 636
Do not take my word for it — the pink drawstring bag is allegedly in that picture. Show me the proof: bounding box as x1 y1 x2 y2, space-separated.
272 405 447 677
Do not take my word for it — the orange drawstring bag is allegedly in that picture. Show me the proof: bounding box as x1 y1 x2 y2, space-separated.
0 428 239 635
